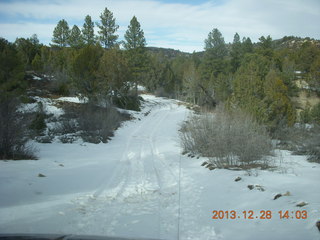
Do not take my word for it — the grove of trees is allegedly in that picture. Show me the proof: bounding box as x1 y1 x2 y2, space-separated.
1 6 320 159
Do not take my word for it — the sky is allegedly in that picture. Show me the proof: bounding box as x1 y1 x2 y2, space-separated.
0 0 319 53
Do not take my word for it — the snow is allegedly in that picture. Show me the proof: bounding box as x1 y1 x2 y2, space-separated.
18 97 64 117
56 97 88 104
33 75 42 81
0 95 319 240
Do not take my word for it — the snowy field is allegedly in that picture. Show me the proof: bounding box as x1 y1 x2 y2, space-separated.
0 94 319 240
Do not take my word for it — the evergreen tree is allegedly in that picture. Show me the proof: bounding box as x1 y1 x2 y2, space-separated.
82 15 95 45
97 49 130 103
68 25 84 49
96 7 119 49
200 28 227 93
69 25 83 48
124 16 146 50
230 33 242 72
204 28 227 58
15 36 40 69
123 16 148 95
52 19 70 47
0 38 33 159
263 69 295 129
242 37 253 54
71 45 103 100
257 35 273 58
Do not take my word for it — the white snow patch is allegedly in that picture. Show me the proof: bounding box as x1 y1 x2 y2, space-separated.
33 75 42 81
56 97 87 104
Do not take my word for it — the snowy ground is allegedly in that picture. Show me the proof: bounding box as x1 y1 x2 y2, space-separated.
0 95 319 240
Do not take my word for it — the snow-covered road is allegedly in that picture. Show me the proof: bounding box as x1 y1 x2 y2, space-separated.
0 94 319 240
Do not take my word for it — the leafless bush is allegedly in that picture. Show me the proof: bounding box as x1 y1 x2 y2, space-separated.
0 97 37 160
180 106 273 168
57 119 79 135
78 103 121 143
280 124 320 163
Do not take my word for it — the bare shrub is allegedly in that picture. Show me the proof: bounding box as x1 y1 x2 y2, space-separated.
279 124 320 163
78 103 121 143
180 106 273 168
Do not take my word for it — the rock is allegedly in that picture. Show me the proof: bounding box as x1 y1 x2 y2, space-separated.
247 184 265 191
274 194 282 200
234 177 242 182
59 164 64 167
283 191 291 196
38 173 46 177
208 166 215 171
201 161 208 166
181 150 188 155
247 185 254 190
206 164 213 168
296 201 308 207
254 185 265 191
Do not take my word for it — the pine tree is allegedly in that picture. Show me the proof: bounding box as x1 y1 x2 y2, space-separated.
52 19 70 47
96 7 119 49
124 16 146 50
230 33 242 72
257 35 273 58
242 37 253 54
82 15 95 45
201 28 227 83
204 28 227 58
123 16 147 95
68 25 83 49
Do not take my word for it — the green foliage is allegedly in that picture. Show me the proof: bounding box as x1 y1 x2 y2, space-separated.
30 112 46 135
124 16 146 50
71 45 103 100
241 37 253 54
123 17 148 94
230 33 242 72
257 35 274 58
82 15 96 45
68 25 84 49
112 95 142 111
96 8 119 49
0 38 25 97
301 103 320 124
52 19 70 47
0 39 35 160
96 49 131 102
310 103 320 124
263 70 296 129
201 28 228 81
232 53 295 131
31 53 42 72
15 35 41 70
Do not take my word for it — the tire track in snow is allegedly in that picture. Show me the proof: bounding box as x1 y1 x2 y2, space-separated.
70 97 181 238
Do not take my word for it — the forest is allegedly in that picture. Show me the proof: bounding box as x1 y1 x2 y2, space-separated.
1 7 320 161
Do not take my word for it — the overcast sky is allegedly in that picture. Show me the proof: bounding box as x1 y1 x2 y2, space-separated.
0 0 319 52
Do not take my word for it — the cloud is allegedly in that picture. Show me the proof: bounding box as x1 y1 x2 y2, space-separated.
0 0 319 52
